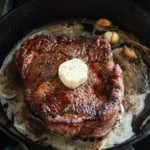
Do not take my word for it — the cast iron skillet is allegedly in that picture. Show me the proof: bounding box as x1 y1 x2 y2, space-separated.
0 0 150 149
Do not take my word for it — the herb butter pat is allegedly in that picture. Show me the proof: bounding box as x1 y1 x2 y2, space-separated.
58 58 88 89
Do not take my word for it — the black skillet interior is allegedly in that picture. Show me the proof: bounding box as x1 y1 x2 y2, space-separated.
0 0 150 149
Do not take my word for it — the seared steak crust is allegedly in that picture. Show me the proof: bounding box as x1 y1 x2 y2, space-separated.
15 35 123 138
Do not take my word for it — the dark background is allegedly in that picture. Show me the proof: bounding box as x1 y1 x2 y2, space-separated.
0 0 150 150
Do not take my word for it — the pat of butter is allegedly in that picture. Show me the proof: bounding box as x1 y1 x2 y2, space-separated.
58 58 88 89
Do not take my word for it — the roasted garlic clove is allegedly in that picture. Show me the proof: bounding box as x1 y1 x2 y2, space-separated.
104 31 120 44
